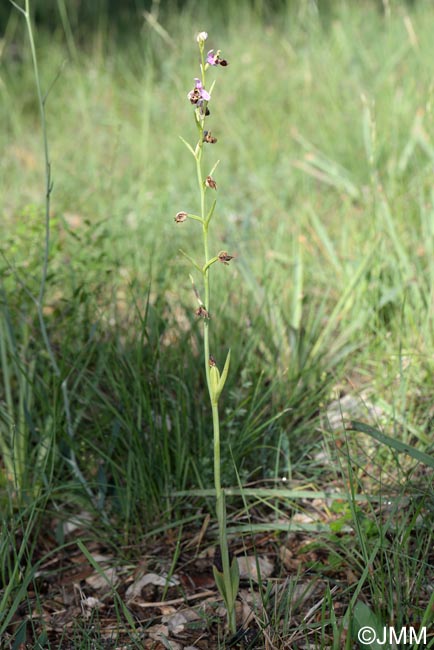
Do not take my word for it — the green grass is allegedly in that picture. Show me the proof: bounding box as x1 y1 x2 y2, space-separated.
1 0 433 647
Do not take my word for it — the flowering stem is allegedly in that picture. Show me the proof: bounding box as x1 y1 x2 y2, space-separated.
195 148 212 397
196 45 213 399
178 33 237 635
195 80 235 637
212 403 221 506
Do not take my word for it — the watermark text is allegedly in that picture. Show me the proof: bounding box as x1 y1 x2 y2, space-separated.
358 626 427 646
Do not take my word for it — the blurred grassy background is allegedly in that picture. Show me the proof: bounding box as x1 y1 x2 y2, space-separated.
0 0 433 527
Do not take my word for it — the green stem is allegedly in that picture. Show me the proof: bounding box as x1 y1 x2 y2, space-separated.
196 148 211 395
212 403 236 633
202 256 219 274
195 39 236 635
212 402 221 499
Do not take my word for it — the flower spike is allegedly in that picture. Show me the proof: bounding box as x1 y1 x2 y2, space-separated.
176 32 237 635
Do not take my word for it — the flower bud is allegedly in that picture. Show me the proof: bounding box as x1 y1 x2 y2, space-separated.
205 175 217 190
195 306 210 318
175 211 188 223
209 361 221 404
197 31 208 44
209 350 231 404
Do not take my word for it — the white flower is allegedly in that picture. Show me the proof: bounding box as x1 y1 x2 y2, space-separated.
196 31 208 44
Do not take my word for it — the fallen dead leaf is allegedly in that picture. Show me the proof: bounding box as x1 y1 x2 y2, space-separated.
161 611 188 635
279 545 295 571
81 596 104 619
159 605 177 616
161 608 200 636
85 567 119 592
81 596 103 610
291 512 319 525
126 571 180 600
237 555 274 581
147 623 169 641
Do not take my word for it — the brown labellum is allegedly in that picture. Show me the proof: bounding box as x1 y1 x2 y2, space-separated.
218 251 234 265
203 130 217 144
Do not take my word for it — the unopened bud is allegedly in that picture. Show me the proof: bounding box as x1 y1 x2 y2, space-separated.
209 361 221 404
209 349 231 404
195 306 210 318
205 175 217 190
175 211 188 223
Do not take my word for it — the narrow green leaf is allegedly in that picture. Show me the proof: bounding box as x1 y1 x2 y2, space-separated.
178 135 196 157
208 159 220 178
213 565 228 603
172 488 394 502
309 245 377 359
77 540 138 632
205 198 217 225
349 421 434 469
290 238 303 331
186 213 205 224
308 206 342 273
10 0 26 16
352 601 384 649
215 348 231 401
230 556 240 602
178 249 202 273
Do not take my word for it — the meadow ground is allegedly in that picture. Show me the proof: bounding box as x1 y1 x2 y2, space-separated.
0 1 433 648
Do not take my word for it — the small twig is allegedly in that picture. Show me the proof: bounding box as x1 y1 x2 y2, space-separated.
143 9 175 49
130 589 218 608
302 585 339 623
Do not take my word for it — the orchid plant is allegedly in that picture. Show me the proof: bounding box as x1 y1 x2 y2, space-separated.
175 31 239 634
